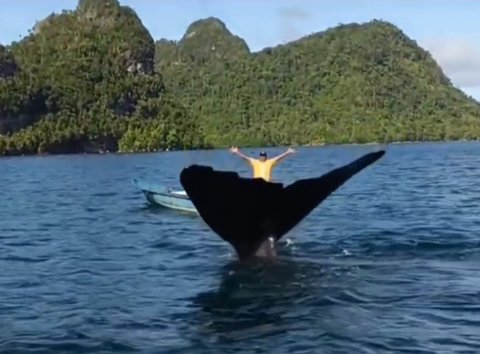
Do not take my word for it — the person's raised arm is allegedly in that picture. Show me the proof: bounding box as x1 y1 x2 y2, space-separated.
271 147 296 164
230 146 252 162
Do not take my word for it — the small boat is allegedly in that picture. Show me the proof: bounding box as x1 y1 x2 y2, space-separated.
132 178 198 213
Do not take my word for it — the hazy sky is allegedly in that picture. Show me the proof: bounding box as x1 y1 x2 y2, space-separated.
1 0 479 100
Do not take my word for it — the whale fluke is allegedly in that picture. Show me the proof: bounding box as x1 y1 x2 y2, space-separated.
180 150 385 260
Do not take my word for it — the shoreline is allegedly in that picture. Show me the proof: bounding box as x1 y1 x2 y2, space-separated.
1 138 479 159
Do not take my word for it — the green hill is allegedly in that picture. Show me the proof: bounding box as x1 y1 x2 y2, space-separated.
156 18 480 147
0 0 202 155
1 2 479 156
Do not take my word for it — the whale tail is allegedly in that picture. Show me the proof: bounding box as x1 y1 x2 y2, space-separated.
180 150 385 260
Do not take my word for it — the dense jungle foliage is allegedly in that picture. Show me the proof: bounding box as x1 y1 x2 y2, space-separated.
1 0 479 156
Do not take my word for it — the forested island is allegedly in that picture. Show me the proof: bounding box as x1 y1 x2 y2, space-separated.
1 0 480 156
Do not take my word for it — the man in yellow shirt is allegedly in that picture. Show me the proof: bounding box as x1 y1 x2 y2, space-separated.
230 146 295 181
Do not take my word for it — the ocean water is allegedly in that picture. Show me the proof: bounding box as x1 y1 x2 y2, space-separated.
1 142 479 353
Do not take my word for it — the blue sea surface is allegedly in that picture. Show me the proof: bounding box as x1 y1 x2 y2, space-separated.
1 142 479 353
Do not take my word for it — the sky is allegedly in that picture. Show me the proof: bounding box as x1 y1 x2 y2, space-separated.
1 0 479 100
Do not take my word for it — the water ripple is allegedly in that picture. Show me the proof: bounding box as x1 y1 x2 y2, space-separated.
1 142 480 353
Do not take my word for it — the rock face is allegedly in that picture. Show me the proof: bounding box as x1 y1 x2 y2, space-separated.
0 45 17 79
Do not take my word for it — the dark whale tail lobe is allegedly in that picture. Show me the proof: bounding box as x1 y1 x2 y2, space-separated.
275 150 385 237
179 150 385 260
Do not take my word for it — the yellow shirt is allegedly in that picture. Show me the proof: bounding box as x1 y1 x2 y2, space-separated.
249 158 277 181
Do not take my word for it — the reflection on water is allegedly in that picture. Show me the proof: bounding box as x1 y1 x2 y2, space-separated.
182 253 367 352
192 259 313 334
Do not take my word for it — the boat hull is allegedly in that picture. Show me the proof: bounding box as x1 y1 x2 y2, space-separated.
132 178 198 213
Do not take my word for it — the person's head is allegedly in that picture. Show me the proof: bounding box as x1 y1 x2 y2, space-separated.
259 151 267 161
